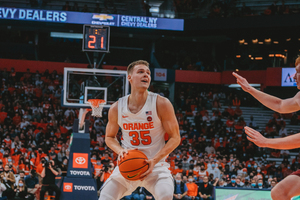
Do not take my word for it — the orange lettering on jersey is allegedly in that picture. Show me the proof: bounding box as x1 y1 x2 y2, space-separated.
123 122 154 131
129 123 133 130
139 123 144 130
144 123 149 129
149 122 154 129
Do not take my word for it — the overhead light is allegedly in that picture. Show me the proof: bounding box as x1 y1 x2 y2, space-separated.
273 41 279 44
298 38 300 41
284 49 288 52
248 55 252 58
275 54 282 57
265 38 271 43
236 55 241 58
258 42 263 44
251 57 254 60
239 39 245 44
252 39 258 44
255 57 263 60
149 7 159 13
50 32 83 39
269 54 274 57
229 84 261 88
244 42 248 45
286 38 291 41
235 69 239 71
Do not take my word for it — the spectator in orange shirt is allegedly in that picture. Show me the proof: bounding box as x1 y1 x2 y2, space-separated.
12 113 22 126
227 105 235 117
226 116 235 128
186 176 199 200
3 135 12 146
0 108 7 124
100 163 114 183
7 161 17 174
200 107 207 117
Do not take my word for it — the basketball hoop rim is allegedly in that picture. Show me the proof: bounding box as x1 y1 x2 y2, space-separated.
88 99 106 108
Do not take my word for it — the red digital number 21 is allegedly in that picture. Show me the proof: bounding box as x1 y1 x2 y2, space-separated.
88 35 96 49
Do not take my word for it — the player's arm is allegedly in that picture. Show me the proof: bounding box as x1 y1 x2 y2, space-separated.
233 72 300 113
153 96 180 163
105 102 124 156
245 126 300 149
141 96 180 179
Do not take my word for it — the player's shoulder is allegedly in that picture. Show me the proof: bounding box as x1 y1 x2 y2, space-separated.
156 94 174 118
156 94 172 108
109 101 118 115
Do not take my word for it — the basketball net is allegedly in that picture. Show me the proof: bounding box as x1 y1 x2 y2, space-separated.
87 99 106 118
78 99 105 131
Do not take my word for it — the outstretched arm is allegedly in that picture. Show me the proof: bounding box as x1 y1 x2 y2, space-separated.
105 102 124 156
233 72 300 113
245 126 300 149
141 96 181 179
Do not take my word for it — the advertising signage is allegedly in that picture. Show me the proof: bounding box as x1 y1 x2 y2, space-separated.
282 67 296 87
215 188 271 200
0 7 184 31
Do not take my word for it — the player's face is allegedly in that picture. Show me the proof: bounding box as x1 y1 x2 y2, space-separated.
294 64 300 90
128 65 151 89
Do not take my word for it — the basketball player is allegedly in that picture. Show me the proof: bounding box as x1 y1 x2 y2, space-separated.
233 57 300 200
99 60 181 200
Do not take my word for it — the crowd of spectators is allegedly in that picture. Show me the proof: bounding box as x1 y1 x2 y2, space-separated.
26 0 300 19
173 0 300 19
1 67 300 200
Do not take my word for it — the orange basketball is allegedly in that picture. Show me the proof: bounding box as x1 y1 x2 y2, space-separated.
118 149 149 181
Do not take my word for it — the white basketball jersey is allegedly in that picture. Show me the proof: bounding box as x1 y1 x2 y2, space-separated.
118 92 167 163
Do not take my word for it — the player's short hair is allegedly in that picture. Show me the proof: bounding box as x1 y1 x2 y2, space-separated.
296 56 300 67
127 60 149 74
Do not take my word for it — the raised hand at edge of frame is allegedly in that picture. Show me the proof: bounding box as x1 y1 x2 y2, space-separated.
244 126 268 148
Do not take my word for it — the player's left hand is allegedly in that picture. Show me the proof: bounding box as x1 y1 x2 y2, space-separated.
140 159 156 180
244 126 268 147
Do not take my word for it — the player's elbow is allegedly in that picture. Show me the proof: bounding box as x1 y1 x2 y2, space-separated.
174 134 181 147
277 99 285 113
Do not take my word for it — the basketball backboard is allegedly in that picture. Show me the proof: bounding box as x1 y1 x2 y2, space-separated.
62 67 129 108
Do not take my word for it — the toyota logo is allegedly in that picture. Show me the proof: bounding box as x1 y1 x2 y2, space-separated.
75 157 86 165
65 185 71 190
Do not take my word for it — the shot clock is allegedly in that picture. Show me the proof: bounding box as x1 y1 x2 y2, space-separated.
82 25 110 52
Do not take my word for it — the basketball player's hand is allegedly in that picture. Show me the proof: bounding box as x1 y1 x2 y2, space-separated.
232 72 252 92
244 126 268 147
140 159 155 180
117 148 128 161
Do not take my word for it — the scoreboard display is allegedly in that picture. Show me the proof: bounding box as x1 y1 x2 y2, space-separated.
82 25 110 52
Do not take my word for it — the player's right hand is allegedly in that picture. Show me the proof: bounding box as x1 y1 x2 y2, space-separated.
117 148 128 161
232 72 252 93
244 126 268 147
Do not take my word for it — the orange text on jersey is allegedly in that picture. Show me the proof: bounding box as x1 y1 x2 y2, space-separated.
123 122 154 131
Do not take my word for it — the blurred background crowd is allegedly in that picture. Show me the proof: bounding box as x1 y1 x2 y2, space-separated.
0 67 300 199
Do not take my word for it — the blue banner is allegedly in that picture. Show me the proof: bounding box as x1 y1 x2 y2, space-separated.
60 177 98 200
67 133 93 178
0 7 184 31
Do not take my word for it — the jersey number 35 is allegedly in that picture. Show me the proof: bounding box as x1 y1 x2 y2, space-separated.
129 131 152 146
